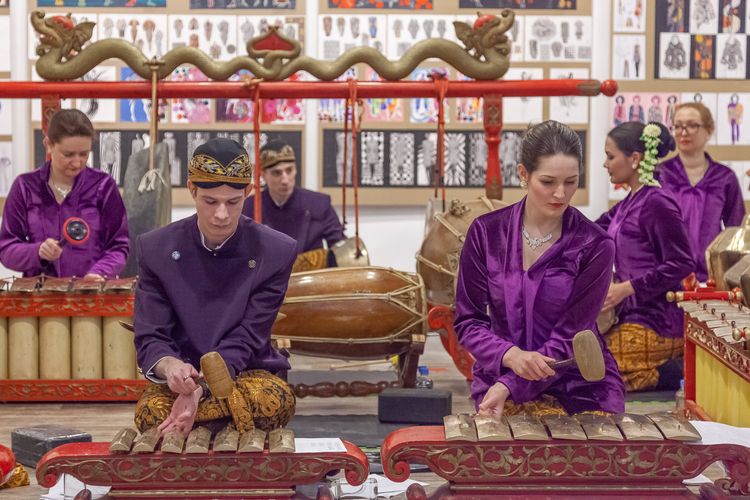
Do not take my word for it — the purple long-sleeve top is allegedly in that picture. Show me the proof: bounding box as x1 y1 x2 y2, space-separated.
454 199 625 415
243 187 344 254
0 162 129 278
134 214 297 378
656 154 744 281
596 186 695 339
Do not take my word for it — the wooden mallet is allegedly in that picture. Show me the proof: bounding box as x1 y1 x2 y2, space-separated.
547 329 605 382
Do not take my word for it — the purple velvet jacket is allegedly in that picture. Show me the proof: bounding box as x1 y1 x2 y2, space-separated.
243 188 344 254
656 155 745 281
0 162 128 277
134 214 297 378
454 199 625 415
596 186 695 339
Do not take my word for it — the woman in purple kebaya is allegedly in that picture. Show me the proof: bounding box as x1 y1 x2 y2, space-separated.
657 102 744 282
455 121 625 418
597 122 694 392
0 109 128 279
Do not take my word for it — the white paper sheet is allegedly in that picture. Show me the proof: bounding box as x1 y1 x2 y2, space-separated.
294 437 347 453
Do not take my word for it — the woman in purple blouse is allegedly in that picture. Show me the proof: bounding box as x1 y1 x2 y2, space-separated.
656 102 744 282
455 121 625 418
0 110 128 279
597 122 694 392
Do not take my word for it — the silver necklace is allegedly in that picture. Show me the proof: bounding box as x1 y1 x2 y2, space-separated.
522 225 553 250
50 180 71 198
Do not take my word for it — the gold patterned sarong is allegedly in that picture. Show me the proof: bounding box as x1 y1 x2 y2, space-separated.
502 394 609 417
606 322 683 392
292 248 329 273
0 465 30 489
134 369 295 433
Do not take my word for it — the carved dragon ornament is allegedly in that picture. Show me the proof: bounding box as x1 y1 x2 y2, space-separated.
31 9 514 82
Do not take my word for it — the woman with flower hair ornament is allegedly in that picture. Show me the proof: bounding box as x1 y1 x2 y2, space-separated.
656 102 744 282
596 122 694 392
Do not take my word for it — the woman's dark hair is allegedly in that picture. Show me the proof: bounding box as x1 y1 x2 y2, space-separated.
607 121 675 159
519 120 582 174
47 109 95 144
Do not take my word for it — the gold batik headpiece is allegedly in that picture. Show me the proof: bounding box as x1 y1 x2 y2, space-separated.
260 143 296 170
188 138 252 185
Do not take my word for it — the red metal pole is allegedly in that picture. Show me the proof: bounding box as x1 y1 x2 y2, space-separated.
483 94 502 200
0 80 618 99
40 95 61 161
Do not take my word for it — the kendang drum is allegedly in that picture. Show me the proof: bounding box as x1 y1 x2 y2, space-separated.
417 197 506 308
272 267 427 387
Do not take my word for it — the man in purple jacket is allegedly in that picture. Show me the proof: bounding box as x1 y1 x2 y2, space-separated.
133 138 297 437
242 141 344 257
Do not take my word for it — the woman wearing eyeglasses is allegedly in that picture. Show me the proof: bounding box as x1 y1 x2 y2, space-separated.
656 102 744 282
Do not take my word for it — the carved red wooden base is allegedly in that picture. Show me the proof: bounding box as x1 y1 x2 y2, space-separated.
381 426 750 497
0 379 148 402
428 306 474 381
36 441 369 499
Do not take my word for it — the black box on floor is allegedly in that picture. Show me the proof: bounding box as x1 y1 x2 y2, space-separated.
12 425 92 467
378 388 452 424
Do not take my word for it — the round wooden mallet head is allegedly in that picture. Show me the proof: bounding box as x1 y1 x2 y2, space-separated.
572 329 605 382
200 351 234 399
61 217 90 246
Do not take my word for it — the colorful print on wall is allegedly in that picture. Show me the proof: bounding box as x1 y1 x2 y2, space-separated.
459 0 575 9
655 0 750 79
37 0 165 6
717 92 750 145
613 0 646 32
190 0 295 8
409 67 449 124
327 0 432 8
610 92 681 136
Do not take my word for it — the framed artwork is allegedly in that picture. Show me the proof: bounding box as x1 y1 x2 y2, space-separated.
326 0 432 9
34 129 303 189
501 67 544 125
716 92 749 145
0 141 12 198
549 67 589 124
613 0 646 32
37 0 165 6
612 34 646 80
610 92 681 130
75 67 117 123
458 0 575 8
524 15 592 62
0 16 10 72
190 0 296 8
321 128 586 190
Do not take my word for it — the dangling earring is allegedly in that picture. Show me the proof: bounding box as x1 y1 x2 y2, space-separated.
520 178 528 189
632 162 639 170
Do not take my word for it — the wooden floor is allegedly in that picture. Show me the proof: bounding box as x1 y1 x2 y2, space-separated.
0 335 710 499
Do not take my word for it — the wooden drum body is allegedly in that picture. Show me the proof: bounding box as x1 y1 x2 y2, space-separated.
417 197 506 308
273 266 427 389
0 276 144 402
